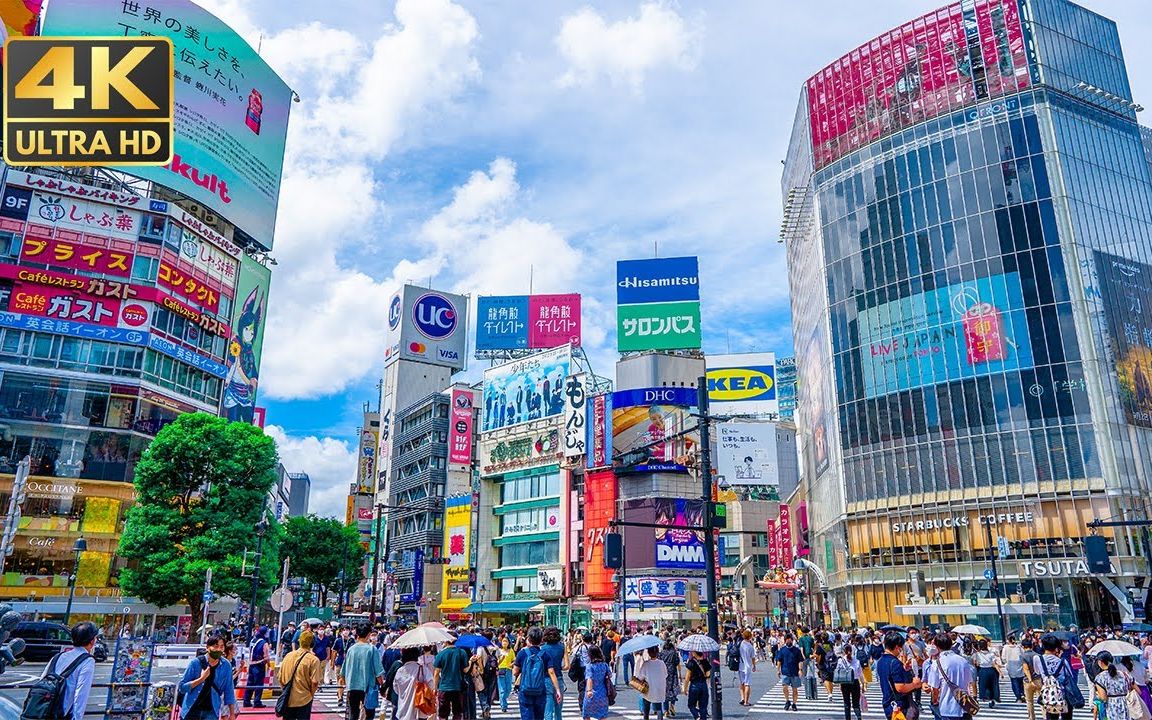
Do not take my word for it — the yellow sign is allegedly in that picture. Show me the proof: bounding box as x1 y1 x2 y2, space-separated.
4 37 174 165
706 366 775 402
441 496 472 609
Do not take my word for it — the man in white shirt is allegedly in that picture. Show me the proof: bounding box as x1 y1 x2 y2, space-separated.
47 622 98 720
924 634 975 720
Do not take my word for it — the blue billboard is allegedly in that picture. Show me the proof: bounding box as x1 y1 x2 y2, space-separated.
476 296 529 350
858 272 1035 398
616 256 700 305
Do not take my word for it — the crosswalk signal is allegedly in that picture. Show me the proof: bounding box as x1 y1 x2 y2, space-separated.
969 591 979 606
604 532 623 569
711 502 727 529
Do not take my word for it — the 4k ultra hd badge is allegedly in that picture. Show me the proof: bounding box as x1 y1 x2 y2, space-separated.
3 37 174 166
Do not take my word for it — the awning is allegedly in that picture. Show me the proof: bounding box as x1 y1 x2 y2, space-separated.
461 600 541 614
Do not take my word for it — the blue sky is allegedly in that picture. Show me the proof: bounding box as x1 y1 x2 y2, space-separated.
197 0 1152 518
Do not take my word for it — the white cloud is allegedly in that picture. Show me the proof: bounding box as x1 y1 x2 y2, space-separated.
266 425 357 519
556 2 700 92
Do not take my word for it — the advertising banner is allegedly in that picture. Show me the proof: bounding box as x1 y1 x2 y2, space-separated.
8 171 147 210
478 426 561 477
157 261 223 313
43 0 292 249
801 323 830 477
616 256 701 305
807 0 1031 170
356 428 378 495
612 387 697 474
24 191 142 241
767 519 779 569
583 469 617 599
175 227 239 284
9 281 153 331
624 576 704 606
617 300 701 351
0 310 148 346
778 504 793 571
797 503 811 557
400 549 424 604
655 498 706 569
707 353 778 415
221 254 270 423
716 422 779 486
481 344 570 433
562 373 588 458
383 285 468 370
586 392 612 469
441 495 472 610
857 272 1035 398
476 294 582 351
1095 251 1152 427
20 237 132 277
449 389 475 466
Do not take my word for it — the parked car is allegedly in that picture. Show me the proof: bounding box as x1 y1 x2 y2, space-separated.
9 622 71 662
0 695 20 720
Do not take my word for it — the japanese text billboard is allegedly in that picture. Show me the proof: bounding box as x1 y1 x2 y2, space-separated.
778 504 793 570
476 294 581 350
583 469 617 599
222 255 270 423
616 256 702 352
17 190 142 240
9 281 151 330
20 237 132 277
478 426 560 477
448 388 475 466
807 0 1031 170
623 577 704 607
655 498 706 570
356 427 378 495
612 387 697 474
1095 251 1152 427
716 422 779 487
586 392 612 469
441 495 472 610
562 373 587 458
707 353 778 415
481 344 570 433
383 285 468 371
857 272 1035 398
43 0 292 249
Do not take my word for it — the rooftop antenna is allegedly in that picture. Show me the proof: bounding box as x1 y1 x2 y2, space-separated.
726 329 731 354
258 34 264 54
529 265 534 294
654 241 659 258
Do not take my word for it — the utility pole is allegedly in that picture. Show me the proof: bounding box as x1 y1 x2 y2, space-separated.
245 513 270 641
369 502 385 623
274 557 290 662
697 376 724 720
982 519 1008 642
200 568 213 644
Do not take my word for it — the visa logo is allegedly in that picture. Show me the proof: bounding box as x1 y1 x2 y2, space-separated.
706 366 775 401
439 349 460 360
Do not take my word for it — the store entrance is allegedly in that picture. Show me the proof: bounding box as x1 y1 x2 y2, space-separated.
1075 580 1121 628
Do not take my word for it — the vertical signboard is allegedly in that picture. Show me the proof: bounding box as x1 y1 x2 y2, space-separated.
357 427 378 494
562 373 588 457
441 495 472 610
42 0 293 248
583 469 617 599
654 498 706 569
222 254 270 423
706 353 778 415
1095 251 1152 427
528 294 582 348
778 504 793 571
616 256 702 351
586 393 612 469
448 389 475 466
796 503 811 557
767 519 779 569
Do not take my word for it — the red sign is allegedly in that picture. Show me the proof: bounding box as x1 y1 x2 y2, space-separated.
158 261 220 312
11 282 126 327
588 393 611 468
778 504 793 571
797 502 811 557
767 519 779 570
807 0 1029 170
584 469 617 599
449 389 475 465
357 507 374 521
20 237 131 277
528 294 581 348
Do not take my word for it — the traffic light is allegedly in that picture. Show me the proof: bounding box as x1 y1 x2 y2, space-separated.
604 532 623 569
969 591 979 606
711 502 727 529
1084 535 1111 574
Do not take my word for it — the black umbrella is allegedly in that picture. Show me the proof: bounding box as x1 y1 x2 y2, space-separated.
878 625 905 634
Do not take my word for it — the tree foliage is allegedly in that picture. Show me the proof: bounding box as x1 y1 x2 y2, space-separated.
281 515 366 605
118 413 282 625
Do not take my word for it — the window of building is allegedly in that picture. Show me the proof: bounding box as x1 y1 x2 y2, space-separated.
499 576 538 600
131 256 160 283
501 472 561 503
499 539 559 567
0 231 21 259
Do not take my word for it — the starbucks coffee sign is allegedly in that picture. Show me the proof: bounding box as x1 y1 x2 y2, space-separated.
891 511 1035 534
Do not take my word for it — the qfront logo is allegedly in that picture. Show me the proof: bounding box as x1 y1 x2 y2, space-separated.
413 292 457 339
388 294 402 330
4 37 174 166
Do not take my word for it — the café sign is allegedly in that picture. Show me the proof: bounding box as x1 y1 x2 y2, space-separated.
891 511 1035 534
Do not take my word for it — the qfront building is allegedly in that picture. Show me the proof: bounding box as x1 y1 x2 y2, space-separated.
783 0 1152 632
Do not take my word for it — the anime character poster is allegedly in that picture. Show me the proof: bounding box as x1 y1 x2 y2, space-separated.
654 498 706 570
222 255 270 423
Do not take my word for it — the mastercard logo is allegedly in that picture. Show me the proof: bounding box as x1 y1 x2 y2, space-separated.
121 304 149 327
409 341 426 353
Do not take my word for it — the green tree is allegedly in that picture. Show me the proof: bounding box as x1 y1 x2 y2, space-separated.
281 516 366 607
118 412 282 629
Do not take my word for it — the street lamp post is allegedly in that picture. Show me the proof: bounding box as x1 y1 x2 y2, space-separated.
478 584 486 628
246 518 270 641
63 537 87 627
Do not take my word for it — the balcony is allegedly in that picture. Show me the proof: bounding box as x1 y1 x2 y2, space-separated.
388 466 446 497
393 416 448 446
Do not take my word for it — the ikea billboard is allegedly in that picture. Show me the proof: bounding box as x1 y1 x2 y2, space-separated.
706 352 778 416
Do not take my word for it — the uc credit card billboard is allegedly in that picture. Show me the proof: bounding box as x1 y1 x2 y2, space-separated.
383 285 469 371
616 256 702 351
857 272 1034 398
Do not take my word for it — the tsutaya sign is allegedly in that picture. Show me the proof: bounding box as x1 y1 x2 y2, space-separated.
1019 559 1115 578
891 511 1036 533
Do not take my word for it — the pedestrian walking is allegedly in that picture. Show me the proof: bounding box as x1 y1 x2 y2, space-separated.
433 636 470 720
513 627 562 720
276 631 324 720
972 638 1002 708
876 632 922 720
737 630 757 706
1034 633 1082 720
659 640 681 718
834 644 863 720
775 634 804 711
581 646 611 720
334 626 350 708
179 633 237 720
1022 637 1042 720
243 626 271 709
683 649 711 720
29 622 98 720
541 627 567 720
1003 635 1026 703
390 647 427 720
342 624 385 720
1093 651 1132 720
924 634 976 720
634 646 668 720
495 637 515 713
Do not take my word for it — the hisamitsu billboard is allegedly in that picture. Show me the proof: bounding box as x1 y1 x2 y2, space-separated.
616 256 700 305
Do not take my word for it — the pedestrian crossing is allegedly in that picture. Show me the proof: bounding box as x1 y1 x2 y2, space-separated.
749 677 1095 718
313 685 670 719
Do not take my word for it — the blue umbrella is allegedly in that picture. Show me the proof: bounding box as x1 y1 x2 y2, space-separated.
455 634 493 649
617 635 662 656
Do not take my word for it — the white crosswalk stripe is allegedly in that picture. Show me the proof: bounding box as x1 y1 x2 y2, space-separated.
313 686 660 719
749 677 1095 718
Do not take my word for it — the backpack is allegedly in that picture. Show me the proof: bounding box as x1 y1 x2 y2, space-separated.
726 642 740 671
484 647 499 675
855 647 871 667
20 651 92 720
519 647 547 696
567 649 585 684
1039 658 1068 715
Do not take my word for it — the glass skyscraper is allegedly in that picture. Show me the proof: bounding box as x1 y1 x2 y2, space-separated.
784 0 1152 632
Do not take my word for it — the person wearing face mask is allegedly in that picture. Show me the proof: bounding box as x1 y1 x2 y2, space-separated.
903 627 927 707
179 634 238 720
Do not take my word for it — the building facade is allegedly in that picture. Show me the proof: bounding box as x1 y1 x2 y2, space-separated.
784 0 1152 632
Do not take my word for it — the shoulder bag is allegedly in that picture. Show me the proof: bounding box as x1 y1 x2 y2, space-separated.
274 653 302 718
414 663 438 716
939 662 980 716
605 667 617 706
